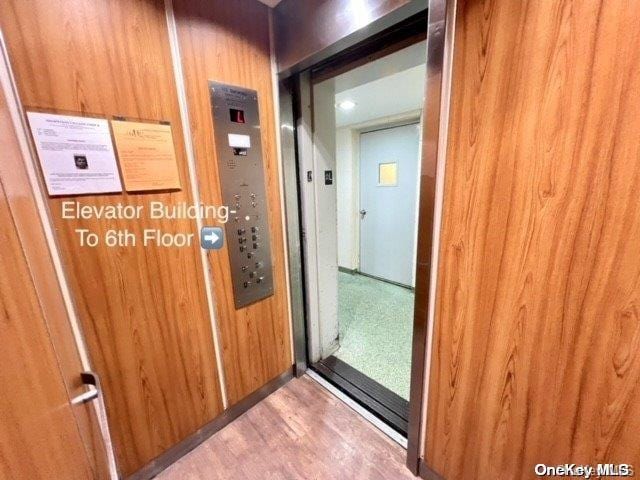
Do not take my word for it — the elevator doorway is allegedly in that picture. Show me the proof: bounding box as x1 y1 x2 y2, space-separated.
296 38 427 436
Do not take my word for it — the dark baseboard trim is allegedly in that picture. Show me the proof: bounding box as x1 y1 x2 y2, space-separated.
337 266 416 291
128 366 294 480
293 362 307 377
338 266 357 274
350 269 416 291
419 459 445 480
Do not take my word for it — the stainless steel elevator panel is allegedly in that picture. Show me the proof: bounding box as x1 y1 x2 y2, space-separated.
209 81 274 309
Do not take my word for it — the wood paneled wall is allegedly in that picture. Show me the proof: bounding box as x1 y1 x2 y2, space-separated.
173 0 292 406
0 0 225 475
425 0 640 478
1 0 292 475
0 78 108 480
0 162 96 480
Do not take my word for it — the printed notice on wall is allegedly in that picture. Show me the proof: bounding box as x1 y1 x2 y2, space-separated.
110 120 181 192
26 112 123 196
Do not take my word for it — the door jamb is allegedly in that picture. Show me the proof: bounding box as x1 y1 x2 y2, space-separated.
278 75 310 376
406 0 456 475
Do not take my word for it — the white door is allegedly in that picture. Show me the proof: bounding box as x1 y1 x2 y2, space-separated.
359 123 420 286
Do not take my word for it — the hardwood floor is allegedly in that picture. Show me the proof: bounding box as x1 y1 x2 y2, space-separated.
157 376 415 479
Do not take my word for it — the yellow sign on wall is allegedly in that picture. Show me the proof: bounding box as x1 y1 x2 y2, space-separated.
111 120 181 192
378 162 398 186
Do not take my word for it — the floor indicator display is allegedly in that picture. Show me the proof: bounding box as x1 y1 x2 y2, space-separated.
209 81 274 308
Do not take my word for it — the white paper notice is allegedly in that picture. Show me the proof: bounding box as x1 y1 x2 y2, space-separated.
27 112 122 195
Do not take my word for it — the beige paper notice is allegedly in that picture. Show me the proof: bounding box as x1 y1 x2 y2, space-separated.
111 120 181 191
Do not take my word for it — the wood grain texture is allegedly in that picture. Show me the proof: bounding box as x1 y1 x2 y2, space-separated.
173 0 293 406
0 184 94 480
157 375 414 479
425 0 640 478
0 0 224 475
0 75 110 479
0 95 93 478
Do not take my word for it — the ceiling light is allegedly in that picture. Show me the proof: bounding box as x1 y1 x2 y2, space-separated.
338 100 356 111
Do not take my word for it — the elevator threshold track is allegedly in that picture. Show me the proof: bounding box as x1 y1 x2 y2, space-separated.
312 356 409 435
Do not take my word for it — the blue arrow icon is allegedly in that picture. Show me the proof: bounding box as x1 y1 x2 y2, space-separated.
200 227 224 250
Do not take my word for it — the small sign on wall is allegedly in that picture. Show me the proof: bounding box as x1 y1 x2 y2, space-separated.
110 120 181 192
378 162 398 186
27 112 123 196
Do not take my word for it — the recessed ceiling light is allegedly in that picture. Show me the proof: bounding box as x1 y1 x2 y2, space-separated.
337 100 356 110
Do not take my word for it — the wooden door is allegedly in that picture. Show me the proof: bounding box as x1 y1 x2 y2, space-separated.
425 0 640 478
0 179 98 479
0 72 109 479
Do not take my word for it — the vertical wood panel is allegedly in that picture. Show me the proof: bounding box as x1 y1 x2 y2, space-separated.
0 69 110 480
0 91 96 480
0 0 224 475
0 183 96 480
173 0 293 406
425 0 640 478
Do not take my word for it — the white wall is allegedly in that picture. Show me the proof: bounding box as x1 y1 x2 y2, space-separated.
336 64 426 127
336 127 359 270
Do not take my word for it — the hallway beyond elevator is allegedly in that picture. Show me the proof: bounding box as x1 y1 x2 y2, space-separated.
335 272 414 400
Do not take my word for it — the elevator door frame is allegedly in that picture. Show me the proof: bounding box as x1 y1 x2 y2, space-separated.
300 40 423 435
277 2 454 474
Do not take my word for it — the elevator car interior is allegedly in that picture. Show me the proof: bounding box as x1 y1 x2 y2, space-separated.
2 0 640 479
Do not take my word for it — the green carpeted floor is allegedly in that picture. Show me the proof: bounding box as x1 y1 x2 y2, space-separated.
333 272 414 400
